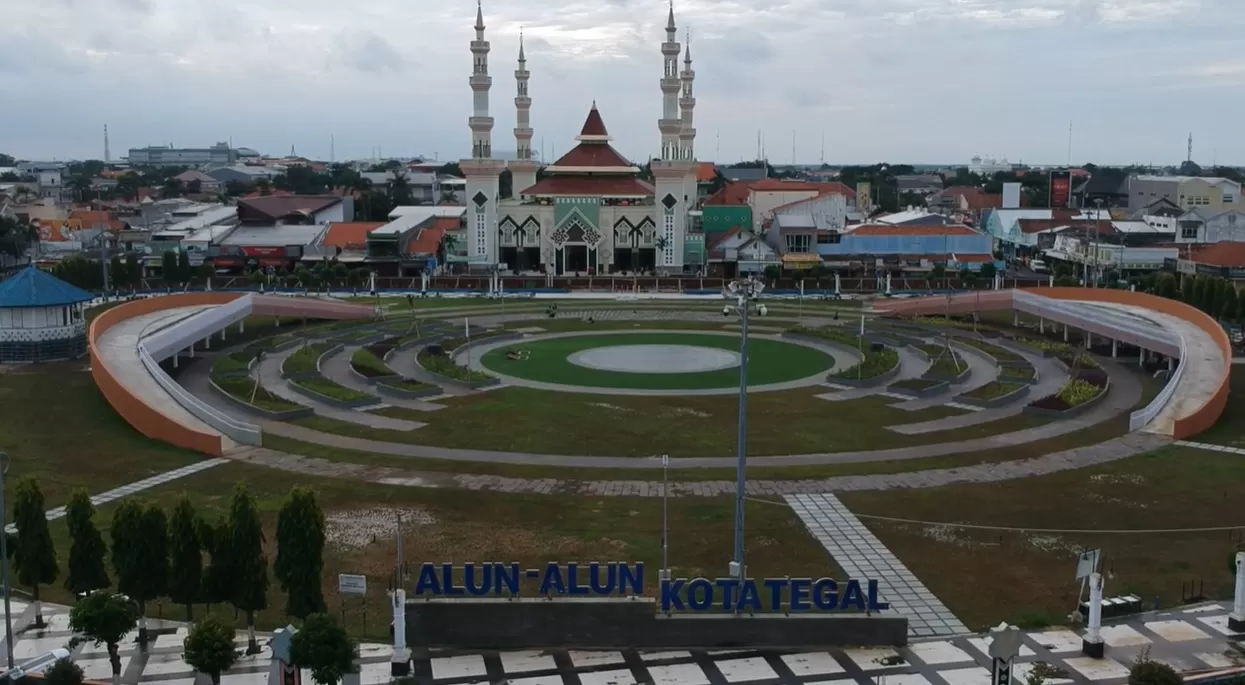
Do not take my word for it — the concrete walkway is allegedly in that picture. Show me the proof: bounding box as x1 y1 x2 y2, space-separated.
250 347 426 431
458 329 856 397
890 344 999 412
816 345 930 402
786 493 970 638
93 306 242 452
318 345 448 412
227 431 1170 496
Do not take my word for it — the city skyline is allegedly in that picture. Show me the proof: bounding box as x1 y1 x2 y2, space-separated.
2 0 1243 165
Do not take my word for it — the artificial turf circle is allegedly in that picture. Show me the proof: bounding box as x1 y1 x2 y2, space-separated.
477 331 836 390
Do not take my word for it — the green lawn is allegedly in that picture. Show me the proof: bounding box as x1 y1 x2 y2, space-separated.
0 364 203 508
480 332 835 389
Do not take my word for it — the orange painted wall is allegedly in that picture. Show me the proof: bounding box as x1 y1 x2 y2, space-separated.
1024 288 1231 440
89 293 243 457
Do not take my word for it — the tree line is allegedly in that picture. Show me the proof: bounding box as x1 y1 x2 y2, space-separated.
9 479 354 685
1141 271 1245 323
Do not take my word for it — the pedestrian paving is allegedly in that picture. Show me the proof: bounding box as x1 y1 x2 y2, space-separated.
9 597 1241 685
4 459 226 533
1174 440 1245 455
785 493 970 638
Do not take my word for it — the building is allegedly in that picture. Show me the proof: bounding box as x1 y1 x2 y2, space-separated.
720 167 768 183
769 192 851 233
234 195 351 225
367 208 465 276
1072 173 1129 208
896 175 944 195
200 195 351 272
1173 209 1245 244
0 266 94 363
304 221 387 264
205 165 281 186
872 210 954 227
816 224 994 273
456 3 702 274
746 179 854 234
705 229 778 277
927 186 1003 215
1127 175 1242 213
128 142 239 168
173 170 222 193
981 208 1112 254
968 156 1013 174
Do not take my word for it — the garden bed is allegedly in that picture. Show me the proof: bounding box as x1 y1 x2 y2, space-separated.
209 375 311 420
349 348 400 384
956 338 1024 363
287 377 378 409
376 378 441 400
1023 374 1110 419
956 381 1030 408
210 350 259 378
887 378 949 397
417 337 501 387
915 344 969 382
785 328 900 387
280 343 339 380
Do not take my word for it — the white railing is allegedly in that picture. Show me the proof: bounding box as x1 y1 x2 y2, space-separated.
143 293 254 362
1013 290 1180 357
137 344 262 446
1129 329 1187 433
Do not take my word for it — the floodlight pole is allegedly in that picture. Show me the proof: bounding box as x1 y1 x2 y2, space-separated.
728 276 763 584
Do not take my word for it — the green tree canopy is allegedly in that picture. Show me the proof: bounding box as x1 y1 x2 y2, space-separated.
275 487 327 619
229 485 269 654
183 615 239 685
111 500 169 645
69 591 138 685
64 488 110 596
201 515 233 608
168 495 204 620
43 658 85 685
290 613 357 685
13 477 59 627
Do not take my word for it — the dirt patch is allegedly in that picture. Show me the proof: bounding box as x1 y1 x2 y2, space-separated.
588 402 631 411
670 407 711 418
1089 474 1144 485
325 507 438 550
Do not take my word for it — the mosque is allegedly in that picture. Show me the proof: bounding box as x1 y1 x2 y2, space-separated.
459 2 701 275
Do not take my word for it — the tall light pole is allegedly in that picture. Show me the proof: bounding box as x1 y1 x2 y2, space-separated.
0 452 13 669
723 276 767 582
1092 198 1105 288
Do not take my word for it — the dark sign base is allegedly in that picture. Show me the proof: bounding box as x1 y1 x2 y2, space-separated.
407 598 908 650
1081 638 1105 659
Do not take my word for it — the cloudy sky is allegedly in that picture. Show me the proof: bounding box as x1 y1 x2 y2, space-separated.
4 0 1244 166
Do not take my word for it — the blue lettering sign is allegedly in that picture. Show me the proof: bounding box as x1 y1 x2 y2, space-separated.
410 562 889 614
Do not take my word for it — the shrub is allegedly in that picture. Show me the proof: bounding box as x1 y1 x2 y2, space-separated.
350 348 395 379
293 378 375 402
282 343 334 376
962 381 1024 400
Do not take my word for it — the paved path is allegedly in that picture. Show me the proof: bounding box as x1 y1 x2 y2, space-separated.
458 329 854 397
787 494 970 638
252 347 426 431
3 458 227 534
318 345 449 411
891 344 999 412
816 345 930 403
887 344 1069 435
18 595 1242 685
93 305 241 451
227 431 1170 496
1175 440 1245 455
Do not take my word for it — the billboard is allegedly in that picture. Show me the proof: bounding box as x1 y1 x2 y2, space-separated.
1049 170 1072 209
856 182 872 214
1002 182 1021 209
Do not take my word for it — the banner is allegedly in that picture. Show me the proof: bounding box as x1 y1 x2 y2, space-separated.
1049 171 1072 209
856 182 873 214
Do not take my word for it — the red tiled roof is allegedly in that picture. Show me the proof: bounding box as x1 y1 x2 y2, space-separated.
933 186 1003 210
747 179 856 197
242 189 293 198
550 144 633 169
522 176 654 197
696 162 717 183
579 105 608 137
704 183 750 206
322 222 385 249
405 216 462 255
1189 241 1245 267
851 224 978 236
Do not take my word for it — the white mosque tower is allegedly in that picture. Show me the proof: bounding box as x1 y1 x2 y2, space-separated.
679 29 696 161
509 28 540 198
461 0 505 264
650 0 694 272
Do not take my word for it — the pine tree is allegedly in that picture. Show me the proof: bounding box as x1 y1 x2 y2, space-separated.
13 477 59 627
64 489 110 596
167 495 203 621
275 487 327 620
200 516 232 613
111 500 169 646
228 485 269 654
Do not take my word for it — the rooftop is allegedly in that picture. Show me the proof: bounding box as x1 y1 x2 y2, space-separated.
407 216 462 256
545 105 639 173
378 207 466 234
850 224 979 236
218 223 328 247
521 176 654 197
1188 241 1245 267
0 266 94 308
319 222 386 249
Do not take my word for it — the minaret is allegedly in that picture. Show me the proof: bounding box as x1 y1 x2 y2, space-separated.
509 29 539 197
460 0 505 267
678 30 696 161
652 2 691 273
658 2 682 162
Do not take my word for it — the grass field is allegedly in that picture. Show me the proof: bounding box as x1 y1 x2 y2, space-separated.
31 461 836 639
286 387 1050 458
839 445 1245 630
0 364 203 508
480 332 836 389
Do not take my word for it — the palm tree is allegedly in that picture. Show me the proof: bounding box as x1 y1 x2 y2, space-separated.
388 172 414 207
68 175 94 202
0 216 38 261
437 234 459 266
654 236 671 274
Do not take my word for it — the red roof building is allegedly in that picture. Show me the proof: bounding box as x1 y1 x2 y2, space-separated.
521 104 654 198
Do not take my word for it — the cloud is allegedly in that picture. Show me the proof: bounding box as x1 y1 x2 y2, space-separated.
0 0 1238 165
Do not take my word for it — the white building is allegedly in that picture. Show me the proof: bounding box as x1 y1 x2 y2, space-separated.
968 156 1014 175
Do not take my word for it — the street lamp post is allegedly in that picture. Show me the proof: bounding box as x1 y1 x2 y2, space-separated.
0 452 13 669
723 277 766 582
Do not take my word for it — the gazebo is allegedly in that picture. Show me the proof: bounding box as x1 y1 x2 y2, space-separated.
0 266 94 363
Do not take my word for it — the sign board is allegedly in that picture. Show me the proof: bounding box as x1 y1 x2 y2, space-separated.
1075 550 1100 581
991 657 1012 685
1049 171 1072 209
412 562 889 614
338 573 368 596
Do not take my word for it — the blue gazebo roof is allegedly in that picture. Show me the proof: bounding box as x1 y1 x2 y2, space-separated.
0 267 94 308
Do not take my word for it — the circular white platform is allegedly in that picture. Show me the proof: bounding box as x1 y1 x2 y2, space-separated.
567 344 741 374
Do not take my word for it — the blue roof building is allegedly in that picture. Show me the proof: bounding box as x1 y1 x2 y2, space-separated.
0 267 94 362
